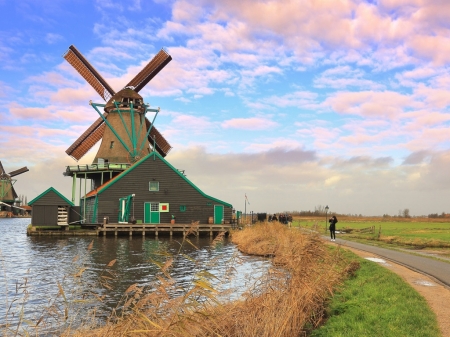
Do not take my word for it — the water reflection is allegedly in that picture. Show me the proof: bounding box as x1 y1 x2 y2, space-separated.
0 218 270 328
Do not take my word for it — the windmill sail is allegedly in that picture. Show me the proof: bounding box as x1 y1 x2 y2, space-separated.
64 45 116 101
66 115 107 161
145 118 172 156
126 49 172 93
8 167 29 177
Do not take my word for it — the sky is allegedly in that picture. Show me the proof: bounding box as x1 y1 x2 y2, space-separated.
1 0 450 216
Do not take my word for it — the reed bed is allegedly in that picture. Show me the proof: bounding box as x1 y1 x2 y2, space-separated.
60 222 353 337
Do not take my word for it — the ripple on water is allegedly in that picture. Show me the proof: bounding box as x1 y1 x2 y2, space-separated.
0 218 271 327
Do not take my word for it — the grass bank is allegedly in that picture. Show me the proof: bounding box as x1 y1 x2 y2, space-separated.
311 249 440 337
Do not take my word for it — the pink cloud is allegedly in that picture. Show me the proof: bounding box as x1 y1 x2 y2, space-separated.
169 114 213 134
9 103 53 120
414 85 450 109
172 0 204 22
48 86 98 104
222 117 277 130
405 127 450 150
403 111 450 132
409 35 450 65
8 102 95 123
325 91 414 118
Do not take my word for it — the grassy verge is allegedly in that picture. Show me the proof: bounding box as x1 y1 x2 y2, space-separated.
311 249 440 337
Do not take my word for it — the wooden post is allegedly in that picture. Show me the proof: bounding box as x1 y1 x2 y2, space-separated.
155 226 158 237
142 228 145 237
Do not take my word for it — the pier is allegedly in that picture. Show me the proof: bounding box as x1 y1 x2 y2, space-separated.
27 223 234 237
98 223 233 237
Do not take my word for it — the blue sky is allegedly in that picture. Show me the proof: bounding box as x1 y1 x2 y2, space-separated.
2 0 450 216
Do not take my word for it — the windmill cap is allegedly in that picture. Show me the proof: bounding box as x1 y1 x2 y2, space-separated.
105 88 144 112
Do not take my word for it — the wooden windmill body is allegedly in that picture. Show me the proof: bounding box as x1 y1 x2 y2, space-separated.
0 161 28 213
62 45 172 192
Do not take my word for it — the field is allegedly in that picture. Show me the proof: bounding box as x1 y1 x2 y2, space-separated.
293 216 450 259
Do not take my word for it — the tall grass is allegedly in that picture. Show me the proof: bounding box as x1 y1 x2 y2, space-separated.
60 222 352 336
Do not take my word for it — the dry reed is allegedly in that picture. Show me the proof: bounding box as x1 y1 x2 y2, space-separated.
65 222 352 337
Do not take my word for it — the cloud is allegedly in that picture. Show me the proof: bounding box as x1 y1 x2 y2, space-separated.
414 84 450 109
165 146 450 215
222 117 278 130
402 150 432 165
45 33 63 44
324 91 414 118
314 66 385 90
172 114 213 132
409 35 450 66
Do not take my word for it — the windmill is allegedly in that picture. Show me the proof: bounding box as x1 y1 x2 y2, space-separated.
0 160 29 213
63 45 173 165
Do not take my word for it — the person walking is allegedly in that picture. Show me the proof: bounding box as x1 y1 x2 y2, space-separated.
329 215 338 241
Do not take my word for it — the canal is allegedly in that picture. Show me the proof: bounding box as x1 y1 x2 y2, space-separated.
0 218 270 331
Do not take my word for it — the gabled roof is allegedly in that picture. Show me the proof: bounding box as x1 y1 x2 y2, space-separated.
86 151 232 207
28 187 75 206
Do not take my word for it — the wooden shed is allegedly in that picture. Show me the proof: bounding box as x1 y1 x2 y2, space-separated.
28 187 76 226
81 151 233 225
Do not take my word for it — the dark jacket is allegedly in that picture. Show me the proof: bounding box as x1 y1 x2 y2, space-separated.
329 217 338 230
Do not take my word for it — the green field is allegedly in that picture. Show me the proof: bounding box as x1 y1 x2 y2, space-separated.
293 217 450 253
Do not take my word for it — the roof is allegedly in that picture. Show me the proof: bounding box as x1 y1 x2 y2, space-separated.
28 187 75 206
85 151 233 207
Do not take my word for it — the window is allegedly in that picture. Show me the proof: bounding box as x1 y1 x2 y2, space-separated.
110 141 114 149
149 181 159 191
180 205 186 212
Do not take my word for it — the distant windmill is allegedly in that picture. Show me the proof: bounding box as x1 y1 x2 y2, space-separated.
0 160 29 211
63 45 172 164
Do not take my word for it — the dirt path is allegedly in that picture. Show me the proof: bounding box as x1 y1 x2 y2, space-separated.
336 243 450 337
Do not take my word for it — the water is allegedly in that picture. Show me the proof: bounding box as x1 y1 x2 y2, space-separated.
0 218 270 331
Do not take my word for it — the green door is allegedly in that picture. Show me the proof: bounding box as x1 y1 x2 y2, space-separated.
144 202 160 224
214 205 224 224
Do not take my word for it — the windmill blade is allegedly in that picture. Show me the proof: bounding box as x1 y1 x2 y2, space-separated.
66 115 107 160
0 201 25 210
145 118 172 157
64 45 116 101
126 49 172 93
0 161 5 175
8 167 29 177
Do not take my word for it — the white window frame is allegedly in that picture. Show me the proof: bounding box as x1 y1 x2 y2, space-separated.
149 181 159 192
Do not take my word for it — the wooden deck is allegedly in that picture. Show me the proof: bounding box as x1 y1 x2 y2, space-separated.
98 223 233 237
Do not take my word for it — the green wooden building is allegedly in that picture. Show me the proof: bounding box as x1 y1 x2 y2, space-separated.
28 187 78 226
80 151 232 225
